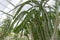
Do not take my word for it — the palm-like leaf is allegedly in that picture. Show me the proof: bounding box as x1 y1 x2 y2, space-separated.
6 0 60 40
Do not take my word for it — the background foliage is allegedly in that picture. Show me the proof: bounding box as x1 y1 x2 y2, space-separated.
0 0 60 40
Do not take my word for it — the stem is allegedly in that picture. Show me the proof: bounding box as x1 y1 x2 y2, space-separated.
50 0 59 40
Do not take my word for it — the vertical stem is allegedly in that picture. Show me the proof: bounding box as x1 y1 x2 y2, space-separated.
50 0 59 40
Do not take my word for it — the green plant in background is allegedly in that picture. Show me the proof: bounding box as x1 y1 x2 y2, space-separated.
0 16 11 40
8 0 60 40
0 0 60 40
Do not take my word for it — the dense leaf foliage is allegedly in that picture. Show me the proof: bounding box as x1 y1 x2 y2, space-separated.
10 0 60 40
0 0 60 40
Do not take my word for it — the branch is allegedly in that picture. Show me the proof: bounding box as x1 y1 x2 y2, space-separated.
0 10 13 17
7 3 22 13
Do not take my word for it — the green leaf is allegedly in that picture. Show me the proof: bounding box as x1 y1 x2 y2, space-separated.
9 11 28 32
13 9 35 33
13 1 31 19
